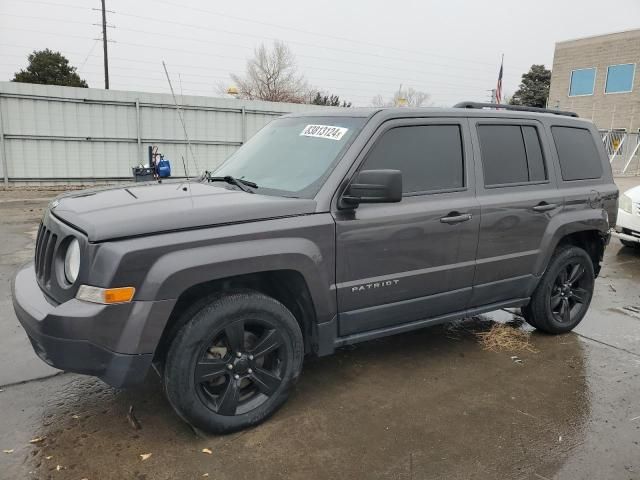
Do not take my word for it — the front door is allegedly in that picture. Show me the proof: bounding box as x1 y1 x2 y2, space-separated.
333 118 480 336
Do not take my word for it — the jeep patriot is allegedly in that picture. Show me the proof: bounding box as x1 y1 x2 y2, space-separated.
12 103 618 433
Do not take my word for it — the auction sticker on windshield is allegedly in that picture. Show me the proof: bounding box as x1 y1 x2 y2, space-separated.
300 124 348 141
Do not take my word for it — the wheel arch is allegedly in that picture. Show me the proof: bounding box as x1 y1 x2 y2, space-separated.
153 270 319 365
536 212 609 278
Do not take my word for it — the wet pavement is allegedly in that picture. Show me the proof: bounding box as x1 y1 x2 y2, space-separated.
0 183 639 480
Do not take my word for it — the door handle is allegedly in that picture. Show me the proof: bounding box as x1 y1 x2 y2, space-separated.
532 202 558 212
440 212 473 224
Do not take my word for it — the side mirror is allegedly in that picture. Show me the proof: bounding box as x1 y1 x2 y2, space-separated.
341 169 402 207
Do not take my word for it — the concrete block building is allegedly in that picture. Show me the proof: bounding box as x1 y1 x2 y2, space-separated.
548 29 640 132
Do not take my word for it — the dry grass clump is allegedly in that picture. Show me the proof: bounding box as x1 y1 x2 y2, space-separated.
475 323 538 353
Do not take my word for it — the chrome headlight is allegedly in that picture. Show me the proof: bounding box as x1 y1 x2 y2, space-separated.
620 193 633 214
64 238 81 284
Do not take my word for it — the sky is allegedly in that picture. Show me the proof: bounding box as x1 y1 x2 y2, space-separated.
1 0 639 107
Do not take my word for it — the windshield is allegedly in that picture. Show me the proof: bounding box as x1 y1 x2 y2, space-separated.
211 115 367 198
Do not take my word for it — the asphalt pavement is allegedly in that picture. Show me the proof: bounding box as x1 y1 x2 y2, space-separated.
0 181 639 480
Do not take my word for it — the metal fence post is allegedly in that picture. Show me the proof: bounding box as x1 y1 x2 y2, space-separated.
0 96 8 187
135 98 143 164
241 106 246 143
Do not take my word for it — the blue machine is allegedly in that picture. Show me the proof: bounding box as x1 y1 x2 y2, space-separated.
156 157 171 178
148 145 172 179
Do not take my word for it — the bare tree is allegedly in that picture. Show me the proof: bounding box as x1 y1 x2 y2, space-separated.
371 94 387 107
230 41 309 103
371 87 431 107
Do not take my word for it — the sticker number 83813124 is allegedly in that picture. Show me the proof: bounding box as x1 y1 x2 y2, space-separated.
300 124 348 141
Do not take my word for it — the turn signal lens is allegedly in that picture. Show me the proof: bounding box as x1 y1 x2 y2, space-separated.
76 285 135 304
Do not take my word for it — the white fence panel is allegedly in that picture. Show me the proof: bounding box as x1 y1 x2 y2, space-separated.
0 82 335 185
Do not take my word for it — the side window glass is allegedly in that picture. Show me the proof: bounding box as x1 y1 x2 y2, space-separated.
478 124 548 186
522 126 547 182
363 125 464 194
552 126 603 181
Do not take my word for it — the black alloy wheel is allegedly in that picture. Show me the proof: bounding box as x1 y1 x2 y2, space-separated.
195 318 286 416
549 261 590 324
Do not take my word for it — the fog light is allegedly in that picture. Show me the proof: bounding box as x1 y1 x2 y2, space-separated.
76 285 135 304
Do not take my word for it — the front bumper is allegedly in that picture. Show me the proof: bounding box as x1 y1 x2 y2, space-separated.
11 263 175 388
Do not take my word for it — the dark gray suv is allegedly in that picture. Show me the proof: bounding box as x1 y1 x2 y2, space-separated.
12 103 618 433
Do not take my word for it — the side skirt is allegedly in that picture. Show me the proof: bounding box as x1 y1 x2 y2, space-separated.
315 298 530 357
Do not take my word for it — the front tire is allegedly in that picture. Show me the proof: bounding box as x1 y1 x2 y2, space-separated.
164 290 303 434
523 245 595 334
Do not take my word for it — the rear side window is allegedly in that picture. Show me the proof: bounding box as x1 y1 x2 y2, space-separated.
478 125 548 186
363 125 464 194
551 126 603 181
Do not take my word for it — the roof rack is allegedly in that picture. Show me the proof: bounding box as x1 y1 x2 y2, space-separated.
453 101 579 118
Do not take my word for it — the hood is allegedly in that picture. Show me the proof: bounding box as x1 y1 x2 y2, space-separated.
51 181 317 241
623 185 640 201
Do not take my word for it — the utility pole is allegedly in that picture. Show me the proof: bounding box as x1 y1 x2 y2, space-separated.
101 0 109 89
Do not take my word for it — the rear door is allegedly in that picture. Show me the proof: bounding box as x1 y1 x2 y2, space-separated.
334 117 480 336
469 119 563 307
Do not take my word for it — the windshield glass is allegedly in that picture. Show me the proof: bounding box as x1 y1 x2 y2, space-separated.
211 115 367 198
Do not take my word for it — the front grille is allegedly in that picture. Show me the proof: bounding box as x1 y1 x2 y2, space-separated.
34 222 58 284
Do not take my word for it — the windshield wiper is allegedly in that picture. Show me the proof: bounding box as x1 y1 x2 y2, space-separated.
206 175 257 193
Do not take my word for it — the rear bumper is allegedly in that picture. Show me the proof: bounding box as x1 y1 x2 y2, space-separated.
11 263 175 388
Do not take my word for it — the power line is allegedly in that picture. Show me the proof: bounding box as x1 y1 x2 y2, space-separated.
6 0 529 71
76 40 100 73
0 11 516 77
6 0 93 11
0 9 531 91
112 10 528 75
0 25 505 103
0 0 533 104
0 48 493 93
0 58 470 103
0 24 509 91
0 58 489 105
3 64 480 98
145 0 525 70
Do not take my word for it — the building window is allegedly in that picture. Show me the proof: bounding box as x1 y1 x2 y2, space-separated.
605 63 635 94
569 68 596 96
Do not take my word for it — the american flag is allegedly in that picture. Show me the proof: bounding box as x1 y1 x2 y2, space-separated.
496 55 504 104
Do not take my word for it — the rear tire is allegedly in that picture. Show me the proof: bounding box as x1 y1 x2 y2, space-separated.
523 245 594 334
163 290 303 434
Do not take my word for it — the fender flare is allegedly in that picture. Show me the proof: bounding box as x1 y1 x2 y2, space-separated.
135 237 335 325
